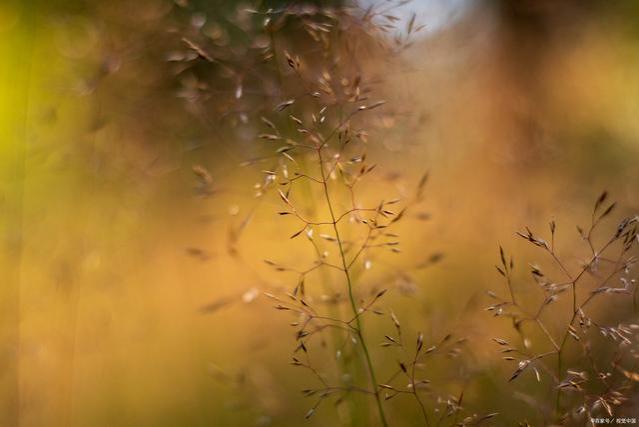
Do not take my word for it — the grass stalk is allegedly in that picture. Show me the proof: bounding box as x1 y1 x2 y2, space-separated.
317 147 389 427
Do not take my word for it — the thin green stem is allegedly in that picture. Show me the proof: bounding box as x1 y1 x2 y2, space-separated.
553 236 617 417
410 350 430 426
317 147 389 427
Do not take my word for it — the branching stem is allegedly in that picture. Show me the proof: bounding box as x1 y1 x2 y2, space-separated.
317 146 389 427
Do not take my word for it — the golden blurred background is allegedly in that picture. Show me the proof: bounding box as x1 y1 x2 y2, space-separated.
1 1 639 426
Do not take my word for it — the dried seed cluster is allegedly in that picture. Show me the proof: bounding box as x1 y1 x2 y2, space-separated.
490 192 638 425
166 1 639 426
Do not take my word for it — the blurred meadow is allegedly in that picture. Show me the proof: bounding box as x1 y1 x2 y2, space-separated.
1 1 639 426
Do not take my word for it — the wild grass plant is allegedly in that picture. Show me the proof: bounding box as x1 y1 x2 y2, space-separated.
165 1 639 425
490 193 638 425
